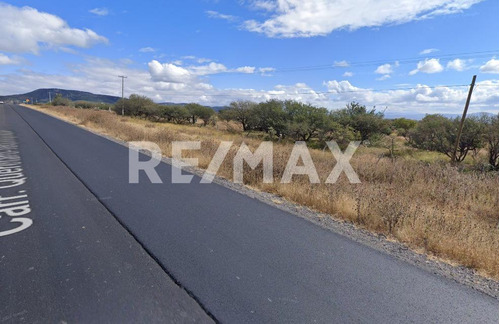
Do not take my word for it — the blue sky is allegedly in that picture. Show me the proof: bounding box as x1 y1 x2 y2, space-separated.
0 0 498 115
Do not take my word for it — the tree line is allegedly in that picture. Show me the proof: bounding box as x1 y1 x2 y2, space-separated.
51 93 113 110
408 114 499 169
218 100 393 146
50 93 499 169
112 96 393 148
113 94 216 125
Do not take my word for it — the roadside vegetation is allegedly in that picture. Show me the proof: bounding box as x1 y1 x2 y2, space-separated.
27 95 499 279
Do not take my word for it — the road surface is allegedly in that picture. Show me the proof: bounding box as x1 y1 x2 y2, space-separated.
0 104 212 323
1 104 498 323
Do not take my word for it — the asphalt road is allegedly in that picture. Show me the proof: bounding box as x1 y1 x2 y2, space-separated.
1 103 498 323
0 105 213 323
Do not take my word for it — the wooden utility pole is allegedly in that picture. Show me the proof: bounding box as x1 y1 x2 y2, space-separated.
452 75 476 163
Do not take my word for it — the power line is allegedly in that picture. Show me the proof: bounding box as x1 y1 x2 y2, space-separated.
308 84 471 95
273 50 499 73
205 50 498 76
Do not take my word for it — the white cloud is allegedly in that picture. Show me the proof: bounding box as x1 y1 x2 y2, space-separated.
139 47 155 53
258 67 276 76
446 58 467 71
181 56 212 64
235 66 256 73
148 60 194 83
259 67 275 73
0 3 108 54
324 79 498 113
59 47 79 55
189 62 228 75
343 71 353 77
480 59 499 74
334 60 349 67
419 48 439 55
206 10 237 22
0 58 497 114
89 8 109 16
376 74 391 81
409 58 444 75
0 53 22 65
242 0 483 37
148 60 265 82
375 61 398 76
375 63 393 74
0 56 324 106
249 0 277 11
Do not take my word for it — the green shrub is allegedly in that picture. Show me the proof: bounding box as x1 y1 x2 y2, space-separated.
51 93 71 106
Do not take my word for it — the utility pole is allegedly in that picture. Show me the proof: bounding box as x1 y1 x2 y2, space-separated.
452 75 476 163
118 75 127 116
48 91 51 104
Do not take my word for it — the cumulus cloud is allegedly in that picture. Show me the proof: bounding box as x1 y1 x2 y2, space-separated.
0 3 108 54
375 62 398 78
242 0 483 37
206 10 238 22
409 58 444 75
89 8 109 16
0 53 22 65
419 48 439 55
139 47 155 53
375 63 393 74
189 62 228 75
150 59 274 79
343 71 353 77
148 60 272 84
480 59 499 74
1 58 497 114
148 60 194 83
446 58 467 71
323 79 498 113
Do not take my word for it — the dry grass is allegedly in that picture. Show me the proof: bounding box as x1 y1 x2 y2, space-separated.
27 105 499 279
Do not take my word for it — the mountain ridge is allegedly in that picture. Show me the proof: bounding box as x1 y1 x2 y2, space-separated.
0 88 121 104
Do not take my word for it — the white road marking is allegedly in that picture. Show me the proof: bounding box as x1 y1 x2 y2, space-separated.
0 130 33 237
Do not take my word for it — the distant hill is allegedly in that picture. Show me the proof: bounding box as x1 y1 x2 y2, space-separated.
384 111 496 120
159 102 188 106
159 102 226 111
0 88 121 104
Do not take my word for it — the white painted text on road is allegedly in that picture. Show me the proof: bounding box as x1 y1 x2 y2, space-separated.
0 130 32 237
